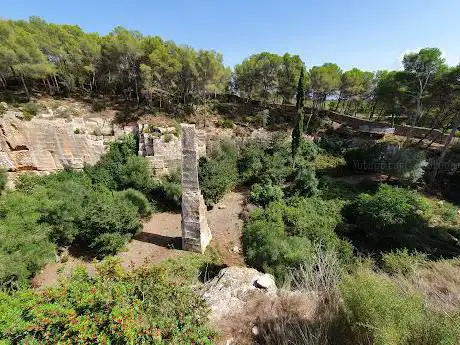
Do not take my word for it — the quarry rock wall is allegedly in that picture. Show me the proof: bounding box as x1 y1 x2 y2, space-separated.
138 124 206 176
0 113 136 172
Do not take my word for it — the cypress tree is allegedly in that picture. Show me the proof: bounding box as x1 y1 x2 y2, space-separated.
292 68 305 166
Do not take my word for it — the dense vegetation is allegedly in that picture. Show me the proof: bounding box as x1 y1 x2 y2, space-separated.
0 257 216 344
0 134 191 288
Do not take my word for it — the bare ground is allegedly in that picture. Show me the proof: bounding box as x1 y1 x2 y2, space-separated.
33 191 246 287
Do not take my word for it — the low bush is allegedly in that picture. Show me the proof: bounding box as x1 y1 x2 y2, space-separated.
0 191 55 288
20 101 42 119
239 138 318 187
119 188 153 218
249 183 284 207
318 135 350 156
199 140 238 206
343 144 386 173
243 197 352 282
85 134 152 192
314 153 346 171
381 249 427 276
288 166 319 197
0 258 216 344
342 184 423 250
151 169 182 210
217 118 234 128
341 184 460 258
341 268 460 345
386 148 428 185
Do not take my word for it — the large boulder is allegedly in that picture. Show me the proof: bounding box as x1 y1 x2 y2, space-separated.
201 266 277 320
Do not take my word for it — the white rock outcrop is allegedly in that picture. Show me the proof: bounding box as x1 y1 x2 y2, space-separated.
201 266 277 320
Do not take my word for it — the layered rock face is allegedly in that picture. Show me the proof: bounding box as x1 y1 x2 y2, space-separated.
138 123 206 176
0 113 135 172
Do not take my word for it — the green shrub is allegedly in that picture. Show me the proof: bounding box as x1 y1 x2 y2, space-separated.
218 118 234 128
0 170 6 192
119 188 153 218
341 268 425 345
20 102 41 119
238 140 272 184
0 259 216 344
314 153 346 171
74 128 81 134
163 133 174 142
341 185 460 258
0 135 155 287
0 191 55 288
199 140 238 206
243 197 352 282
151 170 182 210
341 268 460 345
90 232 131 255
85 134 151 192
77 187 142 255
381 249 427 276
386 148 428 185
289 166 319 197
249 183 284 207
343 144 386 172
239 138 318 187
342 185 423 252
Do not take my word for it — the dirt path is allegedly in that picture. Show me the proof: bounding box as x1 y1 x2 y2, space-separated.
33 191 246 287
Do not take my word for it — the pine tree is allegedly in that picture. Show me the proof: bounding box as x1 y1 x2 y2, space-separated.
292 68 305 167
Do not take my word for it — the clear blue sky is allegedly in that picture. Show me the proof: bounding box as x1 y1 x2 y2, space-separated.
3 0 460 71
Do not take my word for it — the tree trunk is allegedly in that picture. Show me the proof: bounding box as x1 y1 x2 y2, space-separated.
335 93 342 111
46 78 53 94
21 74 30 99
53 75 60 93
429 114 460 184
134 78 140 104
305 112 313 134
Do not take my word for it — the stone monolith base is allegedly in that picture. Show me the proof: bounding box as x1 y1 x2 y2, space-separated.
181 124 211 253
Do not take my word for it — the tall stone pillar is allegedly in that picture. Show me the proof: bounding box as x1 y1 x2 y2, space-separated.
181 124 211 253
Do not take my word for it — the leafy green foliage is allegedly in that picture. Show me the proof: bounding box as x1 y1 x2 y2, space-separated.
341 185 460 258
0 191 55 288
249 183 284 207
217 118 234 128
341 267 460 345
20 102 42 119
0 258 216 344
0 135 157 287
199 140 238 206
386 148 428 184
381 249 427 276
239 137 318 187
289 166 319 197
243 197 352 282
151 169 182 210
119 188 153 218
